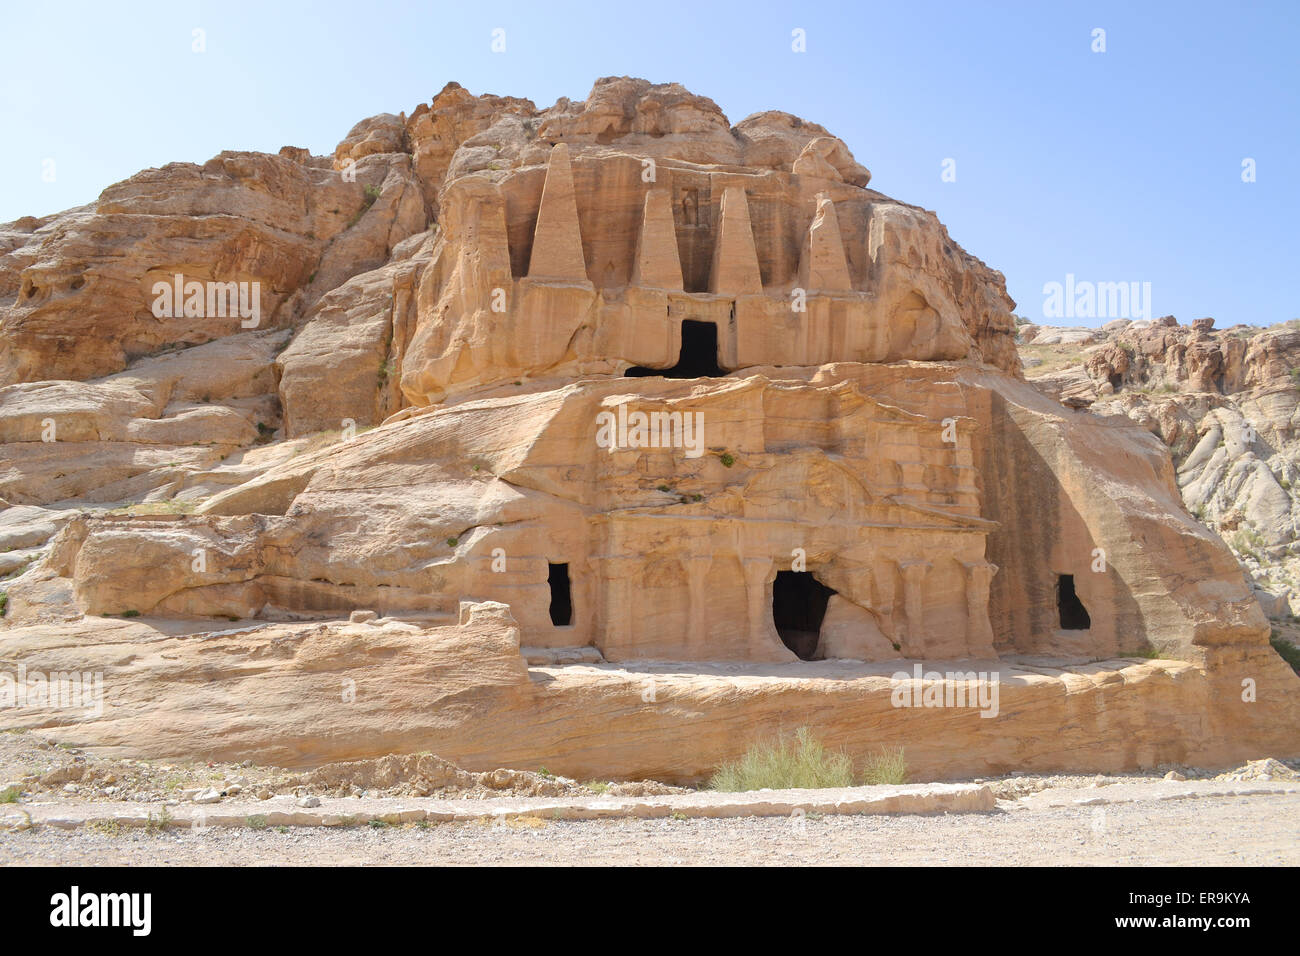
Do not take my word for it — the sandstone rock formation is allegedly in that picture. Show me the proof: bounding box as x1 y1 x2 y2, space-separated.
0 77 1295 778
1020 317 1300 616
0 607 1294 782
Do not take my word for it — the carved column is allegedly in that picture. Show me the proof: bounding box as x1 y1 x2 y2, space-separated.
683 552 713 654
873 556 897 645
898 559 931 657
742 557 775 653
596 558 637 658
963 561 998 657
598 520 636 657
898 462 928 499
527 144 587 281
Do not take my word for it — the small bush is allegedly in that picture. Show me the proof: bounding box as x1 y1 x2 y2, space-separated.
719 452 735 468
121 609 140 618
709 727 854 791
861 747 908 785
1271 635 1300 675
1120 646 1169 660
246 814 269 830
0 786 19 803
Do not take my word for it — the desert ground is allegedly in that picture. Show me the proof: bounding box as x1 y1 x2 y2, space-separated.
2 730 1296 866
4 792 1297 866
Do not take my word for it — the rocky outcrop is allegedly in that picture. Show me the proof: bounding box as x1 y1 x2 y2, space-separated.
0 78 1294 779
0 150 426 387
1020 318 1300 614
0 608 1294 781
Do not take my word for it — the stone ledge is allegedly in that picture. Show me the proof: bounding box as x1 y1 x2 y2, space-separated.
1015 780 1300 809
0 782 994 830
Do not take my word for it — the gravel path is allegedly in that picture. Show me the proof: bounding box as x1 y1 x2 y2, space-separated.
3 792 1297 865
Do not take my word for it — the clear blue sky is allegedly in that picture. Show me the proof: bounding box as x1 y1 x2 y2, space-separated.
3 0 1296 326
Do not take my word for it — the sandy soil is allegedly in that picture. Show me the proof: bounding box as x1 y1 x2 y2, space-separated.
2 792 1297 865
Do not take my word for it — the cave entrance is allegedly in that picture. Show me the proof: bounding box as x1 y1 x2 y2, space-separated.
1057 574 1091 630
626 319 724 378
548 562 572 626
1108 373 1122 391
772 570 836 660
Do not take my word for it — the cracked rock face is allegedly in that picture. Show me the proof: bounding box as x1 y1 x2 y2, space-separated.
0 78 1295 776
1021 317 1300 614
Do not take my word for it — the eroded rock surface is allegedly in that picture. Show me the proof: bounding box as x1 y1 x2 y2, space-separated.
1021 317 1300 615
0 78 1294 778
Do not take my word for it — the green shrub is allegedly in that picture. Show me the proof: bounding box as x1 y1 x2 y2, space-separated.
709 727 854 791
1120 646 1170 660
861 746 909 785
1271 635 1300 675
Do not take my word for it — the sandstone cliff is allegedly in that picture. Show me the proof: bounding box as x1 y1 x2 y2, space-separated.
0 78 1294 778
1020 316 1300 617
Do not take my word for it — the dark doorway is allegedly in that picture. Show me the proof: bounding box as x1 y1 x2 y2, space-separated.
626 319 724 378
548 563 572 626
772 570 836 660
1057 574 1091 630
1108 372 1122 391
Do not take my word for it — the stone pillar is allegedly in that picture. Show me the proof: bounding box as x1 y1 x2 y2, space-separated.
527 143 587 281
873 556 897 644
898 462 928 498
963 561 998 658
600 557 638 658
798 194 852 292
742 557 775 653
898 559 931 657
632 188 684 291
683 553 714 654
709 186 763 296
